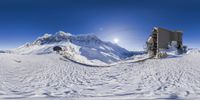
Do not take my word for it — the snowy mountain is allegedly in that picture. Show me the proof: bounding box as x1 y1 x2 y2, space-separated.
12 31 134 64
0 50 5 53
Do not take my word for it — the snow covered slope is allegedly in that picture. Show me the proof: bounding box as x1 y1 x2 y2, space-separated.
0 49 200 99
12 31 133 64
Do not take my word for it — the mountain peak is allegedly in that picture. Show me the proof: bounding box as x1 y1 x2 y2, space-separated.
56 31 72 37
32 31 103 45
38 33 52 39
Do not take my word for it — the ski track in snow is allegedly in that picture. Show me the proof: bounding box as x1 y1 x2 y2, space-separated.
0 52 200 99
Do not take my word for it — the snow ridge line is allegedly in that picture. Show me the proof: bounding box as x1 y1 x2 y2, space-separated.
60 55 152 67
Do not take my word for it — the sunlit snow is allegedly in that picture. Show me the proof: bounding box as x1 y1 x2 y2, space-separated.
0 32 200 100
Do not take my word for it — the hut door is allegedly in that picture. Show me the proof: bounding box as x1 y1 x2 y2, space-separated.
152 33 157 55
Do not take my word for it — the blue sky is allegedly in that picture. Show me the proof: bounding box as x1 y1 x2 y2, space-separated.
0 0 199 50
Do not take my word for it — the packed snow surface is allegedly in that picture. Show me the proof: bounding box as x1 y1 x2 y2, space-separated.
0 49 200 99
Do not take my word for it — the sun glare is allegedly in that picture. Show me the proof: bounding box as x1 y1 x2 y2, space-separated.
113 38 119 43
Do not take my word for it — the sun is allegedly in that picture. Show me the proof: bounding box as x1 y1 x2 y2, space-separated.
113 38 119 43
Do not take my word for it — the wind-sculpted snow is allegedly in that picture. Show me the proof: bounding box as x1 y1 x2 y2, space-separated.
0 50 200 99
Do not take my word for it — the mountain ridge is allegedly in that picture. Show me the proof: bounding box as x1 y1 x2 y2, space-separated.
12 31 134 64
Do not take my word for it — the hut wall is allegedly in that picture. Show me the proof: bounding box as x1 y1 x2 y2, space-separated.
156 27 183 49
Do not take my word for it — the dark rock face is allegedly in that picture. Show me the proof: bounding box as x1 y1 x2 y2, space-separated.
53 46 62 52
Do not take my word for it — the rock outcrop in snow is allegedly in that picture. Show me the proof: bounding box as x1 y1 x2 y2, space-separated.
13 31 134 64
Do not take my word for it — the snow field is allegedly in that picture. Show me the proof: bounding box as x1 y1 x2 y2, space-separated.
0 51 200 99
